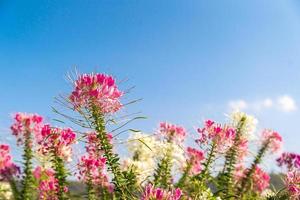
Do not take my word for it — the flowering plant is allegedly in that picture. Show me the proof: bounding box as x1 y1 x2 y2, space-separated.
0 72 298 200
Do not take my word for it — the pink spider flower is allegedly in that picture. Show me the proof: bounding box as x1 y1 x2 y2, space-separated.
261 129 282 153
39 125 76 162
196 120 236 152
69 73 123 114
186 147 205 175
285 170 300 200
0 144 12 170
277 152 300 171
77 155 113 191
233 164 246 183
34 166 64 200
10 112 43 145
0 144 20 181
141 184 182 200
235 166 270 193
77 132 113 192
0 163 20 182
159 122 187 142
236 139 249 163
85 132 113 156
250 166 270 193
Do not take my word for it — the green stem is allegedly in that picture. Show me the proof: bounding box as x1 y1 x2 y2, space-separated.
20 131 34 200
176 161 192 188
219 117 246 198
86 170 96 200
238 140 270 197
90 105 131 199
153 146 173 189
200 142 217 181
53 153 69 200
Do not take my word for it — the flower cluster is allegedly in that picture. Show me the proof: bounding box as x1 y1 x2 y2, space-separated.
285 171 300 199
230 111 257 138
240 166 270 193
77 155 111 187
186 147 205 175
159 122 187 143
261 129 283 153
123 132 161 183
3 71 300 200
33 166 62 200
141 184 182 200
77 132 113 192
39 125 76 162
0 145 19 181
124 132 186 184
236 139 249 162
196 120 236 152
0 181 13 200
234 165 270 193
277 152 300 171
10 113 43 145
251 166 270 193
0 145 12 170
69 73 123 113
159 122 186 142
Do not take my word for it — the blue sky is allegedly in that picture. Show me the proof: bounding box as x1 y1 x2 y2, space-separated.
1 0 300 162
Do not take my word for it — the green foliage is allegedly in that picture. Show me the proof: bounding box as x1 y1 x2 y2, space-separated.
20 132 35 200
217 116 246 199
90 105 137 199
153 147 173 189
53 155 70 200
237 139 270 197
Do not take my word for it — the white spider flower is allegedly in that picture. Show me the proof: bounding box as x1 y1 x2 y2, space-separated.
0 182 13 200
229 111 258 139
123 132 186 184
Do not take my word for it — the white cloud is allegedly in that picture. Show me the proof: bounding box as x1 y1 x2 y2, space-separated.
227 95 297 113
277 95 297 112
263 98 273 108
228 100 248 111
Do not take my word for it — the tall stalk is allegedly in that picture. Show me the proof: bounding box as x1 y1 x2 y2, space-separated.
176 162 192 188
86 170 96 200
20 131 35 200
53 154 69 200
153 148 173 189
198 142 217 182
218 117 246 198
90 105 131 199
237 140 270 197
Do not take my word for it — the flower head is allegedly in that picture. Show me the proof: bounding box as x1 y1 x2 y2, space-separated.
69 73 123 113
0 145 12 170
0 181 13 200
285 171 300 199
159 122 187 143
229 111 257 139
186 147 205 175
252 166 270 193
234 165 270 193
10 113 43 145
39 125 76 162
77 132 113 192
77 155 112 190
0 144 20 181
141 184 182 200
236 139 249 163
261 129 282 153
196 120 236 152
277 152 300 171
33 166 62 200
